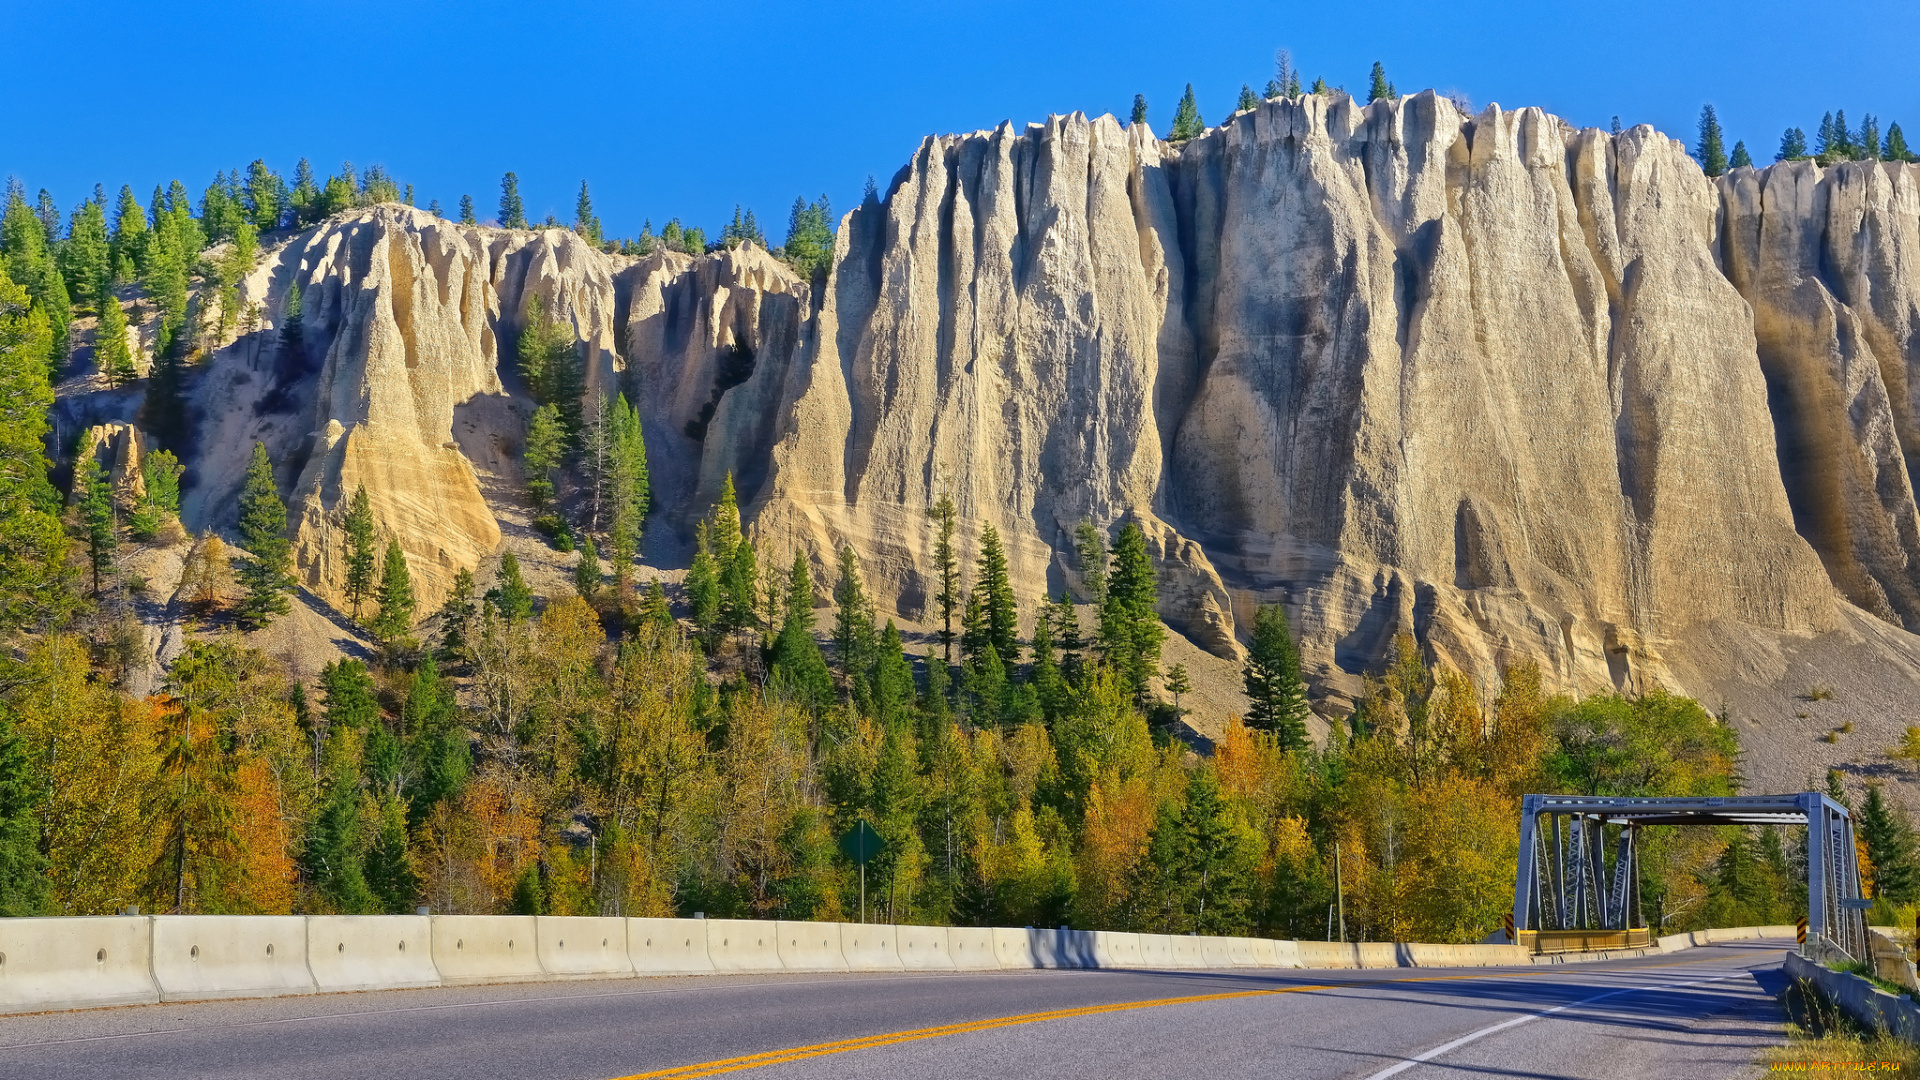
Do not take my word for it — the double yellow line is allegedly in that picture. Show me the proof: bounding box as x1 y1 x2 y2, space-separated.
611 948 1770 1080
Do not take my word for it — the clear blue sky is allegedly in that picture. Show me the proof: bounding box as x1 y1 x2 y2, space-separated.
4 0 1916 240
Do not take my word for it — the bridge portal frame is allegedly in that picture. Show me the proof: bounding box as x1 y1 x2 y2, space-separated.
1510 793 1865 960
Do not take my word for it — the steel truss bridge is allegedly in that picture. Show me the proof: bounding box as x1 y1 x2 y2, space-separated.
1509 793 1867 959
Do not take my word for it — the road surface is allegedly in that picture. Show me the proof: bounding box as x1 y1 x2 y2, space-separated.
0 940 1789 1080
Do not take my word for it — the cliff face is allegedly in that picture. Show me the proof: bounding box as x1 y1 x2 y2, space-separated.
196 93 1920 705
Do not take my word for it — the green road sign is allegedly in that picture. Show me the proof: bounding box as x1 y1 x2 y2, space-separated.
840 820 884 866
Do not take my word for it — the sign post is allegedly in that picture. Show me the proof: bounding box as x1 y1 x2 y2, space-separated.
1796 916 1809 954
1502 912 1515 943
840 820 884 924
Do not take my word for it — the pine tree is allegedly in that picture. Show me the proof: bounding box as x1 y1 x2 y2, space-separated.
574 534 600 600
522 403 565 510
781 195 835 278
1729 141 1752 169
1171 84 1204 140
1611 116 1622 136
129 448 182 541
342 484 377 621
1268 49 1296 100
1366 62 1394 104
1888 123 1915 162
928 494 960 664
1 186 70 372
1100 521 1162 705
243 160 283 231
109 185 147 282
1859 115 1882 160
438 567 477 662
289 159 319 227
1164 663 1192 714
1131 94 1148 125
77 454 116 596
1696 104 1728 177
372 540 415 643
1309 76 1329 95
0 260 69 633
459 195 476 225
94 283 135 386
1243 604 1311 750
770 552 833 710
1778 127 1809 161
685 541 722 647
490 551 533 620
516 296 583 433
1861 784 1919 904
60 197 109 311
574 181 602 245
606 394 650 594
0 712 48 916
1815 113 1838 161
833 545 877 684
499 173 526 229
236 442 294 627
1074 519 1107 608
970 525 1019 663
1237 84 1260 112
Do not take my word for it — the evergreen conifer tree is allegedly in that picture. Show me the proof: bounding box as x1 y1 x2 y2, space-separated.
1861 784 1919 904
437 567 477 663
0 260 69 633
770 552 833 709
970 525 1019 663
1366 62 1394 104
1243 604 1311 750
60 198 109 311
1237 84 1260 112
1099 521 1162 704
686 540 722 647
490 551 533 621
574 181 602 245
781 195 834 278
1074 520 1107 608
606 394 649 594
1164 663 1192 714
1888 123 1915 162
458 195 476 225
1778 127 1809 161
574 534 599 600
109 185 147 282
289 159 319 227
342 484 377 622
236 442 294 627
1816 113 1838 161
928 494 960 664
1860 115 1882 160
1268 49 1295 100
77 454 116 595
243 160 283 231
499 173 526 228
94 284 135 386
128 448 182 540
1729 141 1752 169
1696 104 1728 176
0 712 48 916
522 403 565 510
1131 94 1148 125
1171 84 1204 140
372 540 415 643
833 545 877 683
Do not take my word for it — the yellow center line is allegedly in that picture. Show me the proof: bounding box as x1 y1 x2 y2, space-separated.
607 947 1778 1080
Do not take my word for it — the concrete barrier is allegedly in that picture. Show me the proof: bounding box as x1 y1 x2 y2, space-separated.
536 916 633 979
706 920 782 973
947 927 998 970
0 916 157 1013
1296 941 1361 969
839 924 904 971
1268 939 1302 968
896 925 955 971
1224 937 1264 968
431 916 544 985
992 927 1038 969
1199 935 1236 968
1028 928 1096 968
1136 933 1177 968
775 921 846 972
1168 934 1206 968
1090 931 1143 968
628 918 713 975
1786 950 1920 1040
151 915 314 1001
307 915 438 993
1357 942 1399 968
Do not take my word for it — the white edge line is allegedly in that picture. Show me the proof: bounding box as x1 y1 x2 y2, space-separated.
1358 969 1757 1080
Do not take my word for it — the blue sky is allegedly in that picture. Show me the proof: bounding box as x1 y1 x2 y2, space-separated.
4 0 1916 241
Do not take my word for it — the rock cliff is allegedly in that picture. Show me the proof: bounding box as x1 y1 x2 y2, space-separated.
167 92 1920 708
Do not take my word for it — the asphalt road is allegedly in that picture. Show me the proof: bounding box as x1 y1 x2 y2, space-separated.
0 940 1790 1080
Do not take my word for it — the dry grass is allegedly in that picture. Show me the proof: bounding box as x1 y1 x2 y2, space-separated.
1763 978 1920 1073
1826 731 1841 744
1843 722 1857 734
1809 685 1838 701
